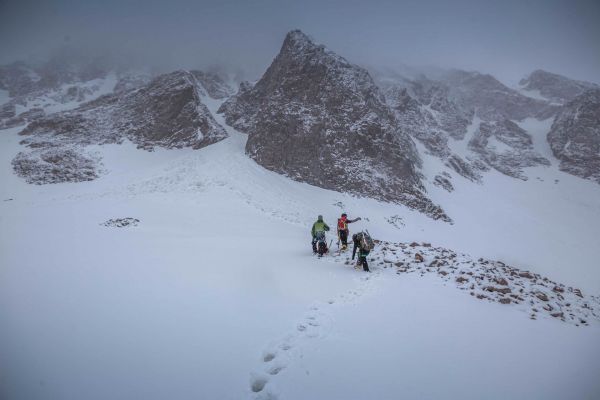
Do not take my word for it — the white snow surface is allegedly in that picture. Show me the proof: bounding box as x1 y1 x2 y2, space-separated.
1 97 599 400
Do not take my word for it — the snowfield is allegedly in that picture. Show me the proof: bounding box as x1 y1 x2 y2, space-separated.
1 97 599 399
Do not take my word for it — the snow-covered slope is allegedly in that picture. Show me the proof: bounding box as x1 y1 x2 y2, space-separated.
1 84 599 400
1 30 600 400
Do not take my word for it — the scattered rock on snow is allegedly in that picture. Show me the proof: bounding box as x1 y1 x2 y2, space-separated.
12 147 101 184
535 292 549 302
101 218 140 228
494 277 509 286
329 240 600 327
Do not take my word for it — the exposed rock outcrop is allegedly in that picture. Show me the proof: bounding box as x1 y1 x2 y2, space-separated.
444 154 484 182
548 89 600 184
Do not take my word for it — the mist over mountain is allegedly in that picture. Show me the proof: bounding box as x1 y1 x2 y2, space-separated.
2 0 600 85
2 3 600 400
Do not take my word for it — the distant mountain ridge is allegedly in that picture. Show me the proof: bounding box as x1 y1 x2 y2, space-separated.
1 29 599 216
519 69 599 104
12 70 230 184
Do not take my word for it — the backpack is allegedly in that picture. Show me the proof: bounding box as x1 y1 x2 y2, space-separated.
315 231 326 242
359 230 375 252
337 218 346 231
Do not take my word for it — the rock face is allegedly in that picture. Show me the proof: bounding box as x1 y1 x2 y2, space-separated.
380 69 555 129
219 30 449 221
381 79 487 183
384 86 449 157
405 78 474 139
21 70 226 149
13 70 227 184
112 70 227 150
548 89 600 184
468 119 549 179
0 54 117 129
376 67 563 184
376 73 473 141
520 70 598 104
441 70 556 121
190 70 234 99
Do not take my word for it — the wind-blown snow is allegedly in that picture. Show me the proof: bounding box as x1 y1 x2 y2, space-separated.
1 94 599 399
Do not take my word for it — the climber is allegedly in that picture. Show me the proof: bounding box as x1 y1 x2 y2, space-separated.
311 215 330 254
352 231 374 272
337 213 361 250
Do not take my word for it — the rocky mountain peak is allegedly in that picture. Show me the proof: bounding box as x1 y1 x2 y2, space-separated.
281 29 318 53
219 31 450 221
278 30 338 64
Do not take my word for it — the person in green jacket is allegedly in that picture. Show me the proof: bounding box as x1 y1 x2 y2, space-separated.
311 215 330 253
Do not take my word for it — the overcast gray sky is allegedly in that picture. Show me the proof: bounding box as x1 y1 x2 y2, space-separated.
1 0 599 84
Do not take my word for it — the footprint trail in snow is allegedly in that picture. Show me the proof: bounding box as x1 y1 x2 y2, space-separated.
248 261 382 399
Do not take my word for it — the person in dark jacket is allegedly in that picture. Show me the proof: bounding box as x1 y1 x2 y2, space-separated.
311 215 330 253
337 213 361 250
352 232 370 272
